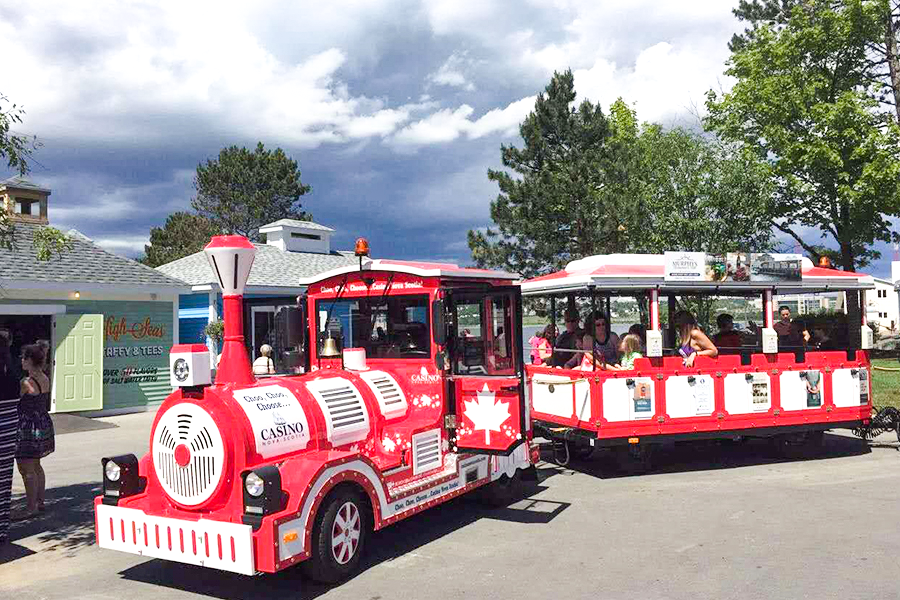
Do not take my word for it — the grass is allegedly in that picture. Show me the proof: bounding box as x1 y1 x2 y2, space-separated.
870 357 900 409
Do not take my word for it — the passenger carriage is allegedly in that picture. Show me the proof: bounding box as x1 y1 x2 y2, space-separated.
521 252 875 465
94 236 535 581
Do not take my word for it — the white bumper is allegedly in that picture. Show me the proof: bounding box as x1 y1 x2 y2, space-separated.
96 503 256 575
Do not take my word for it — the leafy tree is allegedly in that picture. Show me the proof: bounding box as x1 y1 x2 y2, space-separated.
140 212 221 267
0 93 70 261
706 1 900 272
192 142 311 240
469 70 635 279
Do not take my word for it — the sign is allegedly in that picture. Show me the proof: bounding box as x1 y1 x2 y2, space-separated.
105 316 166 342
692 375 714 414
232 385 310 458
664 252 706 282
750 253 802 282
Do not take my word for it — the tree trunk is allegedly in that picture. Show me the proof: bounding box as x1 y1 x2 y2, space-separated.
840 242 862 348
885 13 900 125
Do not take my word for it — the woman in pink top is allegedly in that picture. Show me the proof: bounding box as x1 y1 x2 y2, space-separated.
529 324 556 366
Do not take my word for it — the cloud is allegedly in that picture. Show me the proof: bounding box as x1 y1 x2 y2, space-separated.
428 51 477 91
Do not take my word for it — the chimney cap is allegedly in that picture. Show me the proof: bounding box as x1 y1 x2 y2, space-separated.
205 235 255 250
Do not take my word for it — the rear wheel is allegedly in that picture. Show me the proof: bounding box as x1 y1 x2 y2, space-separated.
302 487 368 584
477 471 525 506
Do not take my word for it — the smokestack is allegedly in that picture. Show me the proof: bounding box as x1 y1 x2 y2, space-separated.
204 235 256 386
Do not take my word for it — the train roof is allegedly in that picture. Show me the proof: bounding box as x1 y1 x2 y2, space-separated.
521 253 875 295
298 258 519 286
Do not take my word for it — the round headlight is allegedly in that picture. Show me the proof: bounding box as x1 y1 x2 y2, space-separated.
105 460 121 482
245 472 265 497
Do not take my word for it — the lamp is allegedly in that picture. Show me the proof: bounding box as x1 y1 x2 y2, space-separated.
818 256 832 268
74 291 80 300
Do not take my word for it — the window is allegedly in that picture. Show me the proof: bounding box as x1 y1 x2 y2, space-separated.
14 199 33 215
291 232 321 241
316 294 430 359
452 292 516 376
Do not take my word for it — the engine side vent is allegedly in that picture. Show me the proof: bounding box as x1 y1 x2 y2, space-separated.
412 428 442 475
358 370 408 420
305 378 370 447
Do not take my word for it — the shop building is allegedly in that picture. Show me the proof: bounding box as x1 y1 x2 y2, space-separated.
156 219 355 371
0 176 188 415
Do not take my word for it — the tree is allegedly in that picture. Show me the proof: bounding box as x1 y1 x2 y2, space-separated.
0 93 71 261
468 70 636 279
140 212 221 267
192 142 311 241
706 1 900 272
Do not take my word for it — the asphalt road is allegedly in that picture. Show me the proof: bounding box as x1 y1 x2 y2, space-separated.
2 411 899 600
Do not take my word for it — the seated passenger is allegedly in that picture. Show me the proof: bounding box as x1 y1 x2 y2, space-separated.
562 335 585 369
627 323 646 352
791 319 811 347
552 309 582 367
575 334 598 371
591 312 620 364
606 334 643 371
813 324 836 350
712 313 742 351
528 324 556 366
252 344 276 375
674 310 718 367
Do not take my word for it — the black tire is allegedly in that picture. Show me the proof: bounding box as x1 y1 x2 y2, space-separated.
477 471 525 507
301 487 369 584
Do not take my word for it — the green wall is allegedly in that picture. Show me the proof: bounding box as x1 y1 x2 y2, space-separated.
0 298 175 412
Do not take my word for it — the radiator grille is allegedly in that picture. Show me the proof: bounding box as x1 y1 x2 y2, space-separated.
359 371 408 420
306 378 370 447
152 403 224 506
412 428 442 475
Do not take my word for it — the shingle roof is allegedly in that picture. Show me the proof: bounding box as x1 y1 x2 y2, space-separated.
259 219 335 232
0 222 188 289
156 243 356 288
0 176 51 194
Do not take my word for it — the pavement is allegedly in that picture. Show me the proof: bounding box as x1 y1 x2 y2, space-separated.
1 411 899 600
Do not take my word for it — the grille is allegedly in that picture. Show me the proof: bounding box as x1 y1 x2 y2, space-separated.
306 378 370 447
359 371 408 420
152 403 225 506
412 428 442 475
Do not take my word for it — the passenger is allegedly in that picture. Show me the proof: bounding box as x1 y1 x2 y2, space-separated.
576 334 597 370
712 313 742 351
791 319 811 347
674 310 718 367
552 309 582 367
627 323 646 352
591 313 620 364
813 324 836 350
773 305 801 346
495 326 507 358
528 324 556 366
252 344 276 375
562 335 585 369
606 334 643 371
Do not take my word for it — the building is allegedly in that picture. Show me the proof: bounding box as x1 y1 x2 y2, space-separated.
866 277 899 332
156 219 356 371
0 176 188 415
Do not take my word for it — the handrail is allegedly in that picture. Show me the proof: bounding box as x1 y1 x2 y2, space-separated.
532 378 589 386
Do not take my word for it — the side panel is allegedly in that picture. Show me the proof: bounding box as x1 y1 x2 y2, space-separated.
665 375 715 419
53 314 103 412
780 370 824 411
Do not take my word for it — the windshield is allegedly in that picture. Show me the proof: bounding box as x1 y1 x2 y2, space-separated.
315 294 431 359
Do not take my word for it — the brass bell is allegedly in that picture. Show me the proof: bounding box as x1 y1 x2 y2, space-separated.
320 336 341 358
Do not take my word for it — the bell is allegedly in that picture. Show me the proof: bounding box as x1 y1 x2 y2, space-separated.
320 336 341 358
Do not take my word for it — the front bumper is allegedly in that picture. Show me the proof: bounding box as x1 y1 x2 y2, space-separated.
95 502 256 575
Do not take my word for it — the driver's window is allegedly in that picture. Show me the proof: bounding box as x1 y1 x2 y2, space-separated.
453 292 517 376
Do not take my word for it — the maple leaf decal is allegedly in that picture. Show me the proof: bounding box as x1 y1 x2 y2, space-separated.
463 384 510 445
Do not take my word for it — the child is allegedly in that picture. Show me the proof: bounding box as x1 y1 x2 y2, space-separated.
606 334 643 371
576 334 599 371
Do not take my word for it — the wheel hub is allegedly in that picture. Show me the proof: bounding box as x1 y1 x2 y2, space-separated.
331 501 361 565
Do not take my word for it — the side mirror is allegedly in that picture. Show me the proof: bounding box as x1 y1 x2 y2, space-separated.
432 299 447 346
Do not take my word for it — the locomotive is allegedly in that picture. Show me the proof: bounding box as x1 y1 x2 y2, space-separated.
95 236 535 581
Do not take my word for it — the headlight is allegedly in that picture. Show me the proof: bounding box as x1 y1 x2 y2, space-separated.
105 460 121 482
244 472 265 497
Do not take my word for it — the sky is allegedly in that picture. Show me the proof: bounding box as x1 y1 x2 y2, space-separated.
2 0 897 279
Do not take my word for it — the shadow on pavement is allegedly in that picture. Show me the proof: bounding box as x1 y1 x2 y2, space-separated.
5 481 102 557
537 432 874 481
0 541 36 565
119 481 567 599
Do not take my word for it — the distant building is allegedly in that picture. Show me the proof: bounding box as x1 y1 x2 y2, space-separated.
156 219 356 371
0 176 188 416
865 277 897 332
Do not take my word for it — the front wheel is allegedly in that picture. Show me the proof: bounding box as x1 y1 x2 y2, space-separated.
302 488 368 584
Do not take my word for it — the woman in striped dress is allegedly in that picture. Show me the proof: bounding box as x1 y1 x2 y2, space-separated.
0 337 20 544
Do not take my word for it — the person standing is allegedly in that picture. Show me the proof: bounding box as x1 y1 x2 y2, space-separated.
0 336 20 543
13 345 54 520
